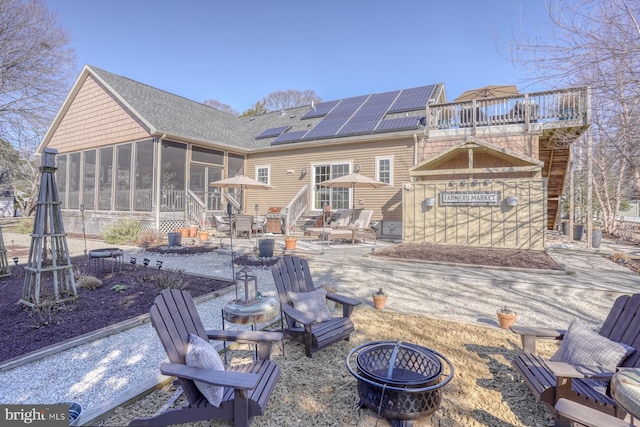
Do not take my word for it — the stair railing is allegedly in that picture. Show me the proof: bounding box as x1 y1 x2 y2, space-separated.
283 185 309 235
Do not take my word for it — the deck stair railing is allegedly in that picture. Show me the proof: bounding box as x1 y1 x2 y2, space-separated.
185 190 207 229
283 185 309 236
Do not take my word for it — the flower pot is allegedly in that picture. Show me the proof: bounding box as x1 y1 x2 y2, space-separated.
372 290 387 310
284 237 297 250
198 231 209 242
259 239 275 257
177 227 189 238
592 229 602 248
188 225 198 238
496 310 516 329
167 232 182 247
573 224 584 241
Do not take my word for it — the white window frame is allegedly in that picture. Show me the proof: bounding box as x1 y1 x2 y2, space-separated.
255 165 271 185
375 155 394 186
311 161 353 210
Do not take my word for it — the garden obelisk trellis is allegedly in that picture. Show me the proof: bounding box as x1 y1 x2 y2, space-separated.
20 148 77 308
0 225 9 277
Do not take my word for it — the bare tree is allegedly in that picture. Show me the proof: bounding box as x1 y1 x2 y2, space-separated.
0 0 76 214
202 99 239 116
240 101 268 117
512 0 640 234
262 90 322 112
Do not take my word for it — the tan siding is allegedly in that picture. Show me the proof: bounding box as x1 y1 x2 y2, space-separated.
48 75 150 153
246 138 415 222
421 133 539 163
403 179 545 250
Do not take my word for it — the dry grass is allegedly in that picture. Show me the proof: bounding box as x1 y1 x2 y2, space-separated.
95 306 557 427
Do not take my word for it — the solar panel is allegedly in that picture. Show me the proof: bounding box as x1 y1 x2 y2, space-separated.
376 116 421 132
337 90 400 136
388 85 435 113
300 100 340 119
255 126 291 139
303 95 369 139
271 130 308 145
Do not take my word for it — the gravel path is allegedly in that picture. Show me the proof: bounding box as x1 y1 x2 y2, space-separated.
0 231 637 425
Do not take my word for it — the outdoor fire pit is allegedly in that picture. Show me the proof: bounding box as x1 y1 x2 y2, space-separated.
346 340 454 426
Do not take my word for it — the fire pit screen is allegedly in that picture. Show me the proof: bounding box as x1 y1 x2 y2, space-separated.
346 341 454 426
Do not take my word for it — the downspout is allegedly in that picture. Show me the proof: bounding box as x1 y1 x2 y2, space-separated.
155 134 167 231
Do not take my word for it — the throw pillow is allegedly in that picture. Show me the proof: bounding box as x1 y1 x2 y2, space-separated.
185 333 225 407
550 319 635 395
288 288 333 325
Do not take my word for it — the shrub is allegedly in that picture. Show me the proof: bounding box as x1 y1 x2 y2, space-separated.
13 218 34 234
154 269 188 291
137 228 165 246
76 275 103 290
103 219 141 244
611 252 630 264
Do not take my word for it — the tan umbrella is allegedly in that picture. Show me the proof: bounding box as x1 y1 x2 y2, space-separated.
320 172 390 207
209 175 275 190
454 85 519 102
209 175 274 212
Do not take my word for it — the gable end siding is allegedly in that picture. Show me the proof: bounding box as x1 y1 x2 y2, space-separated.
48 75 150 153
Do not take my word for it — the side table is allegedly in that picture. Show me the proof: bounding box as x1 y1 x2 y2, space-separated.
612 368 640 420
221 296 281 363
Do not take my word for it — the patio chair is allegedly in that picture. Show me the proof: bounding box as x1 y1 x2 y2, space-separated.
129 289 282 427
252 216 266 237
212 215 231 236
271 255 361 357
234 214 253 239
303 209 353 238
323 209 376 244
511 293 640 423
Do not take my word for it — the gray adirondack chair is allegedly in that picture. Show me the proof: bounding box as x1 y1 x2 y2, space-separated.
511 293 640 424
271 256 361 357
129 289 282 427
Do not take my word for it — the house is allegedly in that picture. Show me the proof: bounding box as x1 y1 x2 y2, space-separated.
37 65 589 249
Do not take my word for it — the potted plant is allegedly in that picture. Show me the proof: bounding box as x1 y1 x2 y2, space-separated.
284 222 297 250
372 288 387 310
496 307 517 329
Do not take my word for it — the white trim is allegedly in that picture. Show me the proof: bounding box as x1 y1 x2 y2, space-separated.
375 155 394 186
255 165 271 185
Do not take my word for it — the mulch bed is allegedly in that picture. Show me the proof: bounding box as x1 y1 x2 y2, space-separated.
374 243 564 270
0 255 233 363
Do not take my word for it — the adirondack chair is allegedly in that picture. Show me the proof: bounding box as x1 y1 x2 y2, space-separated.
511 293 640 424
271 256 362 357
129 289 282 427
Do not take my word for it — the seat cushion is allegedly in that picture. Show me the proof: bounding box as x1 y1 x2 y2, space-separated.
185 333 224 407
288 288 333 324
550 319 635 395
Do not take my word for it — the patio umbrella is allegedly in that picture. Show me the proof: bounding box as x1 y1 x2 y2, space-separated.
454 85 519 102
209 175 275 212
320 172 390 208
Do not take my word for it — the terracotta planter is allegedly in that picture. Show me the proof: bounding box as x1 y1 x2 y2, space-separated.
284 237 297 250
188 225 198 238
496 310 517 329
177 228 189 238
372 289 387 310
198 231 209 242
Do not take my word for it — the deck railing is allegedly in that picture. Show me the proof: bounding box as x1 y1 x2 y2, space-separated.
426 87 588 133
284 185 309 235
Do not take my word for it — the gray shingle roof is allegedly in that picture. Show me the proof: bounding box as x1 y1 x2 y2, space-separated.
88 65 441 151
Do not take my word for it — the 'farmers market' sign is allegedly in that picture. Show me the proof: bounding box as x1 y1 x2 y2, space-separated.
439 191 501 206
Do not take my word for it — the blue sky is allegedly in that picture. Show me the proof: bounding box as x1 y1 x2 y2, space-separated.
45 0 554 112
